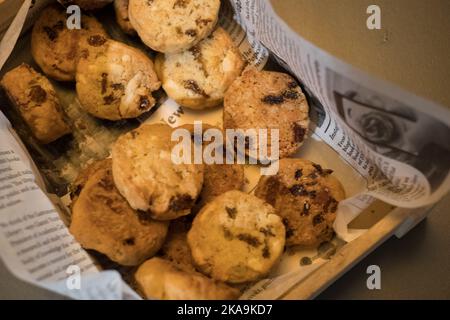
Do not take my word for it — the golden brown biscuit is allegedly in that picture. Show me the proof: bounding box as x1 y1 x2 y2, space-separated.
223 68 310 159
76 37 160 120
159 217 196 273
176 124 245 210
155 28 244 109
187 190 285 283
69 159 169 266
254 159 345 247
112 124 204 220
128 0 220 53
31 4 108 81
135 257 240 300
0 64 71 144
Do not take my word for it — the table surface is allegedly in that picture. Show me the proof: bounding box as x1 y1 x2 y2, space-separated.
1 0 449 299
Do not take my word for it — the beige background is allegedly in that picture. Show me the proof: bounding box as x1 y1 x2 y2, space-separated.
271 0 450 108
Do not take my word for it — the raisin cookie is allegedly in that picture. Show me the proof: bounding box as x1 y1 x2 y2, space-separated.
58 0 113 10
31 4 108 81
223 69 310 159
114 0 136 35
128 0 220 53
76 37 160 120
159 217 196 273
112 124 204 220
187 190 285 283
177 124 245 209
1 64 71 144
254 159 345 247
155 28 244 109
69 159 169 266
135 257 240 300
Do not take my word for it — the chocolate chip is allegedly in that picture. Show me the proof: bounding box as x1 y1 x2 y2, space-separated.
261 95 284 105
195 18 212 27
111 83 124 90
173 0 189 8
260 227 275 237
43 26 57 41
293 123 306 143
183 80 209 98
223 227 234 240
29 85 47 104
262 244 270 258
282 218 294 238
169 194 193 211
312 163 323 173
300 256 312 266
308 172 318 179
103 94 116 105
288 81 298 89
189 45 201 60
225 206 237 219
101 73 108 94
138 96 150 110
282 90 299 100
237 233 261 247
302 201 310 216
295 169 303 179
185 29 197 37
324 197 338 213
289 184 307 196
88 35 107 47
122 237 135 246
146 0 154 5
312 214 324 226
136 210 153 225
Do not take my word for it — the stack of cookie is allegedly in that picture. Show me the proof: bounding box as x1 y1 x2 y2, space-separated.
0 0 347 300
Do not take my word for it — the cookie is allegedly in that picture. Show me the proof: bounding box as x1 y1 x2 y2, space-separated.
128 0 220 53
135 257 240 300
69 159 108 207
58 0 113 11
187 190 285 283
0 64 71 144
176 124 245 209
31 4 108 81
69 159 169 266
223 68 310 159
76 37 160 120
159 217 196 273
112 124 204 220
254 159 345 247
154 28 244 109
114 0 136 35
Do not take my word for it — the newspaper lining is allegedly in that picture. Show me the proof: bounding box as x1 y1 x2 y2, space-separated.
0 0 448 299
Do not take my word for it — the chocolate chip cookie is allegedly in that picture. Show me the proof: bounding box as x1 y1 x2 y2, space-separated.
187 190 285 283
69 159 169 266
254 158 345 247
